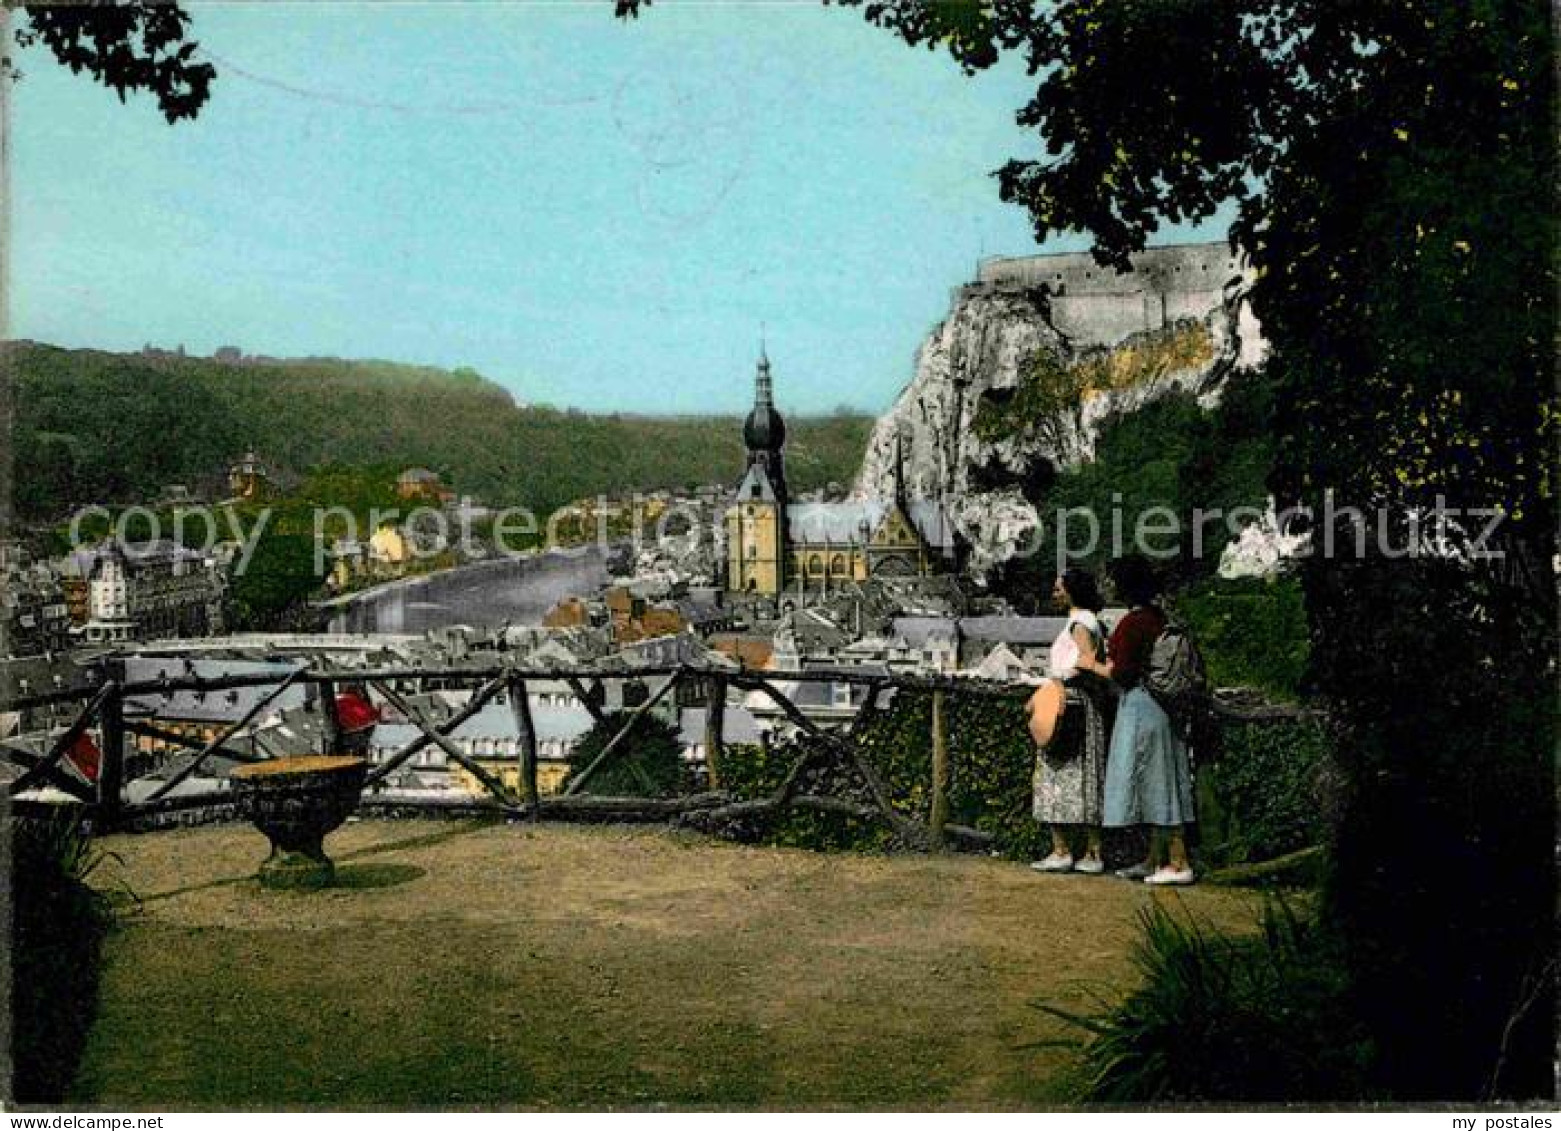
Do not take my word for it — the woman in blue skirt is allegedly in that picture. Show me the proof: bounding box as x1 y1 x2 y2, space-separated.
1075 555 1196 885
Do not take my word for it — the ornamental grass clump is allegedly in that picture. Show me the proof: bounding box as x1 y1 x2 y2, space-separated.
1044 898 1374 1103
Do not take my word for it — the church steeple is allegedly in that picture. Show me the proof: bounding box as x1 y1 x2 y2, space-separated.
755 347 774 409
729 341 789 598
742 344 788 501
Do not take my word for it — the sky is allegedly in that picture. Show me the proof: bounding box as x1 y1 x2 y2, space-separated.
11 1 1224 416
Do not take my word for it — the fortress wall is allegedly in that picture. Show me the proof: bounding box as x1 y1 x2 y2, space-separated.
974 242 1248 347
1049 293 1161 345
1165 287 1233 322
977 241 1244 295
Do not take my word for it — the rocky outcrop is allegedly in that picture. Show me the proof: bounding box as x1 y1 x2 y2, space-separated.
1218 502 1312 580
854 244 1266 573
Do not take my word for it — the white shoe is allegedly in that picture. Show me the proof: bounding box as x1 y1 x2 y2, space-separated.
1144 867 1196 886
1074 857 1105 875
1030 853 1074 873
1115 862 1152 880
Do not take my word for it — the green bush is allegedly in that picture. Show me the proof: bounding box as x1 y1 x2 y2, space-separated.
721 691 1045 858
719 740 894 851
1055 900 1374 1103
1309 556 1557 1099
720 686 1331 872
985 367 1279 612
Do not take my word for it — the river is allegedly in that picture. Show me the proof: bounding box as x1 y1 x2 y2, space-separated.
322 544 611 634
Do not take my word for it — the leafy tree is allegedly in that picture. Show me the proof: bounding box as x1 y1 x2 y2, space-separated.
984 370 1278 612
9 2 214 122
10 343 875 523
226 530 324 632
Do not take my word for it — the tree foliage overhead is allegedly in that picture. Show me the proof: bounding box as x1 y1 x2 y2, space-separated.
837 1 1552 533
11 1 215 122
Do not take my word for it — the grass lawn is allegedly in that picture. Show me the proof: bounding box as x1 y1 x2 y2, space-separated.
74 820 1263 1109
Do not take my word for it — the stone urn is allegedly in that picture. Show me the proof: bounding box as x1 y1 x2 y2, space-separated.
232 756 369 889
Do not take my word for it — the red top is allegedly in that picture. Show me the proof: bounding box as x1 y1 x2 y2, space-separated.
1107 606 1166 689
334 691 380 733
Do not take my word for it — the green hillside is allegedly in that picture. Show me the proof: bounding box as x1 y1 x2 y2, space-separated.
6 342 873 519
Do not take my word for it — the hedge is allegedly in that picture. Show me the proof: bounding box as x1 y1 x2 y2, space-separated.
721 687 1332 872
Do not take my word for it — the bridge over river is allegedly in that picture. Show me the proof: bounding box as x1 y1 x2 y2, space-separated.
319 544 611 635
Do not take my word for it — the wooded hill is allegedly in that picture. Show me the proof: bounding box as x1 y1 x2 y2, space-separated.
7 342 873 520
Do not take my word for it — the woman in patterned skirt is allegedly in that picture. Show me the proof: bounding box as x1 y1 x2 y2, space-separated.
1027 568 1113 875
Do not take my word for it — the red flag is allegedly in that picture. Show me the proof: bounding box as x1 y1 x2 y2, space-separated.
66 732 101 784
334 690 380 734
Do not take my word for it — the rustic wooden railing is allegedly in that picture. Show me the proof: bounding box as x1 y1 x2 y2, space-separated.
0 656 1323 844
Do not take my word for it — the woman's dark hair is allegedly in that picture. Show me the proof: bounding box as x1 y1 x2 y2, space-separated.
1107 554 1162 607
1058 567 1106 613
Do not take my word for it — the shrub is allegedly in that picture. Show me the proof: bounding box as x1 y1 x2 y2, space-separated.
561 712 687 799
719 739 893 852
1308 555 1557 1101
722 686 1333 871
11 812 123 1103
1052 899 1374 1103
985 367 1280 612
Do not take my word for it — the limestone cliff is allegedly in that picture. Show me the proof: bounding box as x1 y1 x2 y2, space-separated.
854 242 1266 572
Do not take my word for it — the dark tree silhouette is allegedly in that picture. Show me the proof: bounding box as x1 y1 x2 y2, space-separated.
11 1 214 122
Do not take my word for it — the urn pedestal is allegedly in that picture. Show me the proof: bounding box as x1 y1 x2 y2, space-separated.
232 756 369 889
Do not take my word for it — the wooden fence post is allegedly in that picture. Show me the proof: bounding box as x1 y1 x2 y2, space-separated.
319 674 341 755
703 674 726 790
98 665 125 825
928 686 949 849
508 673 540 810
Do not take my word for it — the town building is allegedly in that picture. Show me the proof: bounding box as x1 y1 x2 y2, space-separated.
327 539 370 591
362 679 759 800
77 542 227 644
725 348 958 599
396 467 455 504
368 523 411 567
227 449 271 500
1 553 72 657
119 656 311 777
0 654 98 739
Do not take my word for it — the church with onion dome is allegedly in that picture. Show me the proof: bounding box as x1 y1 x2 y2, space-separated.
725 347 958 598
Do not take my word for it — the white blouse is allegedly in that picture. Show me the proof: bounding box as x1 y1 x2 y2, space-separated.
1046 609 1102 681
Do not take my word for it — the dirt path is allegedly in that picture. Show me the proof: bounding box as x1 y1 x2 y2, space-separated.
76 820 1264 1109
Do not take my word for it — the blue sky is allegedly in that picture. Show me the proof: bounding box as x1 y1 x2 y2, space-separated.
13 1 1223 415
